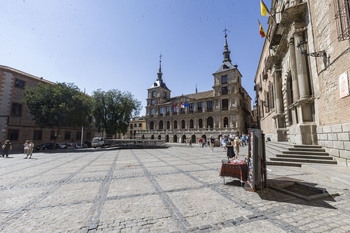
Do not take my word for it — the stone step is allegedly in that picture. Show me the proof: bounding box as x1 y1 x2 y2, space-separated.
288 147 325 152
294 144 323 149
275 154 334 160
270 157 337 164
266 161 302 167
282 150 329 156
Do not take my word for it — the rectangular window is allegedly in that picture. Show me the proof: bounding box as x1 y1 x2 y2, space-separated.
189 103 194 113
197 102 203 112
76 132 81 140
15 79 25 89
173 106 177 113
152 91 156 97
150 108 155 116
7 129 19 141
221 75 228 84
33 130 42 140
163 91 167 98
138 123 142 127
151 99 155 105
222 99 228 110
159 107 164 116
11 103 22 117
334 0 350 41
64 131 71 140
221 86 228 95
207 101 213 112
166 106 170 115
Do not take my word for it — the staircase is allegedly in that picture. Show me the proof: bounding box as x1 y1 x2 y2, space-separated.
266 141 337 167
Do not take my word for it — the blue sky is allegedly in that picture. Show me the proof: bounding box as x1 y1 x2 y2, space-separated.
1 0 269 116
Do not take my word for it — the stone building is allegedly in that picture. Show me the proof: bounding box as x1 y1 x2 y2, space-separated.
0 65 96 150
255 0 350 165
141 34 253 143
127 117 146 139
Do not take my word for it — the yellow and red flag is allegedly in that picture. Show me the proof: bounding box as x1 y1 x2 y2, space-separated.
258 20 266 38
260 0 270 16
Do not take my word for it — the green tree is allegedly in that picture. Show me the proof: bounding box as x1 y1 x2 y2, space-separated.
23 82 92 140
92 89 141 135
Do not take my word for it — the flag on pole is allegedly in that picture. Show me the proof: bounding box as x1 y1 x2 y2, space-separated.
260 0 270 16
258 19 266 38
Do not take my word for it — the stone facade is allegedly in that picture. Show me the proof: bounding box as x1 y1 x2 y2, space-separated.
139 34 253 143
0 65 96 150
127 117 146 139
255 0 350 165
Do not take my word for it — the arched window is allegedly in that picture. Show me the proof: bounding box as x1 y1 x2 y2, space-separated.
158 135 161 140
173 135 178 143
159 120 163 130
207 117 213 129
224 117 228 128
181 120 185 129
199 119 203 128
190 119 194 128
151 135 154 139
150 121 154 130
167 121 170 129
165 135 169 142
174 120 177 129
182 135 186 143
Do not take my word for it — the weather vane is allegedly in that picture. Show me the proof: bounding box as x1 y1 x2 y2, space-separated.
223 28 229 36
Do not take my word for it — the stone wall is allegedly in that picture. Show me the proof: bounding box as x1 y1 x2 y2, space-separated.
317 123 350 166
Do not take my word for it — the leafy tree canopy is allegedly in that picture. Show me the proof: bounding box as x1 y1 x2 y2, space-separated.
92 89 141 135
23 82 92 129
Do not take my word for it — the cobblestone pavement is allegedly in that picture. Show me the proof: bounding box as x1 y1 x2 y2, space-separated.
1 146 350 232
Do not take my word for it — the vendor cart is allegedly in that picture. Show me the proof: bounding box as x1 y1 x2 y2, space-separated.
219 159 248 185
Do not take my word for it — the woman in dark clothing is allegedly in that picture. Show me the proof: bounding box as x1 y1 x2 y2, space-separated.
226 137 235 159
2 140 12 158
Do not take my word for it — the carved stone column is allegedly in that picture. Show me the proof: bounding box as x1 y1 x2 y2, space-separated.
273 67 283 115
289 38 300 101
294 29 310 100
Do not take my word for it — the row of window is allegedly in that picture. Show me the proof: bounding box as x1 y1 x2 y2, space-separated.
150 90 167 98
149 117 231 130
149 99 231 116
6 129 92 141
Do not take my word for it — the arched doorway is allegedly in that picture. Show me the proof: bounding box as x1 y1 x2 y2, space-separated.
165 135 169 142
173 135 178 143
158 135 161 140
182 135 186 143
142 135 145 139
202 135 207 143
151 135 154 139
150 121 154 130
207 117 213 129
191 135 196 143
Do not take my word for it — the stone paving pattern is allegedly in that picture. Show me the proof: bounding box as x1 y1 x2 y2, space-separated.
1 146 350 232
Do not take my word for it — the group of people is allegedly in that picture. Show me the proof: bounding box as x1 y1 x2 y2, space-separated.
0 139 35 158
219 134 249 160
23 140 34 159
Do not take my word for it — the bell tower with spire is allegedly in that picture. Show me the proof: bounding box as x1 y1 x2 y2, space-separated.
146 55 171 117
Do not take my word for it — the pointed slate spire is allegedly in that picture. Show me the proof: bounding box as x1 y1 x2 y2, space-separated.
223 28 232 63
157 54 163 81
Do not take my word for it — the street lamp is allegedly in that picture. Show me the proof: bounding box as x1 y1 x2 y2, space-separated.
297 40 327 58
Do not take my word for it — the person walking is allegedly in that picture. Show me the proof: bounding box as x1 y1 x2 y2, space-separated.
25 140 35 159
23 140 29 157
234 136 240 156
210 136 215 152
2 140 12 158
226 137 235 160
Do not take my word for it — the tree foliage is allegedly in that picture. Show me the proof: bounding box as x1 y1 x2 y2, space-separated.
23 83 92 130
92 89 141 135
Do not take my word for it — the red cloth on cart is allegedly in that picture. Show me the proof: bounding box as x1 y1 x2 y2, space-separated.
219 162 248 182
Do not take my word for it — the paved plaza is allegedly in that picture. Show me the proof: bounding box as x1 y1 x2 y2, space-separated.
1 145 350 232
